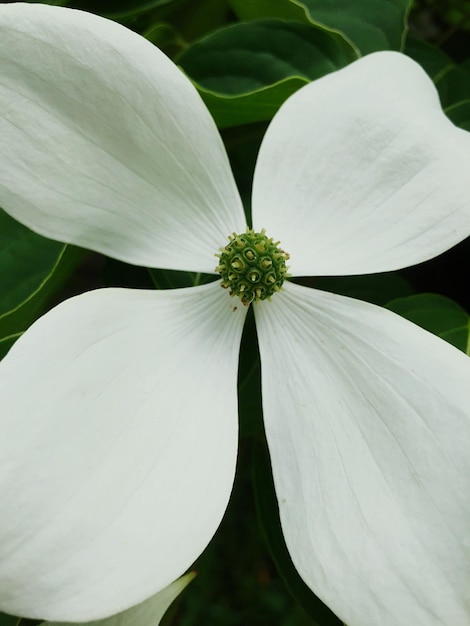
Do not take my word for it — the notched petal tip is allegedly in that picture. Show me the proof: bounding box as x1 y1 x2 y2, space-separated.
252 51 470 277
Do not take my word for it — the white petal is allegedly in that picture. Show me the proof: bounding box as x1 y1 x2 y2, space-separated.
0 4 245 272
254 281 470 626
252 51 470 276
0 282 247 621
42 573 195 626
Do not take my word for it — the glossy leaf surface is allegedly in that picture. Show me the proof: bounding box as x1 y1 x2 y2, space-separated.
387 293 470 354
178 19 356 127
228 0 411 54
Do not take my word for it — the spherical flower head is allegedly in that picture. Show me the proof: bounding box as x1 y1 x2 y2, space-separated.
215 228 290 306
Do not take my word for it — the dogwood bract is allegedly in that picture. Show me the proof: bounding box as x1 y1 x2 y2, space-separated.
41 574 195 626
0 4 470 626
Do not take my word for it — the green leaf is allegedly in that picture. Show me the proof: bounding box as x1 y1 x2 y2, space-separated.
162 0 233 44
404 38 470 124
403 36 454 81
228 0 412 55
0 334 21 361
387 293 470 354
143 22 186 57
177 19 356 127
142 0 234 58
312 272 414 306
252 440 343 625
0 210 64 316
435 61 470 108
0 612 21 626
0 209 84 338
445 99 470 131
101 0 233 43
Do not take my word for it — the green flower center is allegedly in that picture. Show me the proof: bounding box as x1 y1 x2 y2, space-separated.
215 228 290 306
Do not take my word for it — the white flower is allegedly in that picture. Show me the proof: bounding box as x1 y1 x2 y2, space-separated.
0 4 470 626
41 574 195 626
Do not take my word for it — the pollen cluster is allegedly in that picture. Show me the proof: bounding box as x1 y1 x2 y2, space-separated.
215 228 290 305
